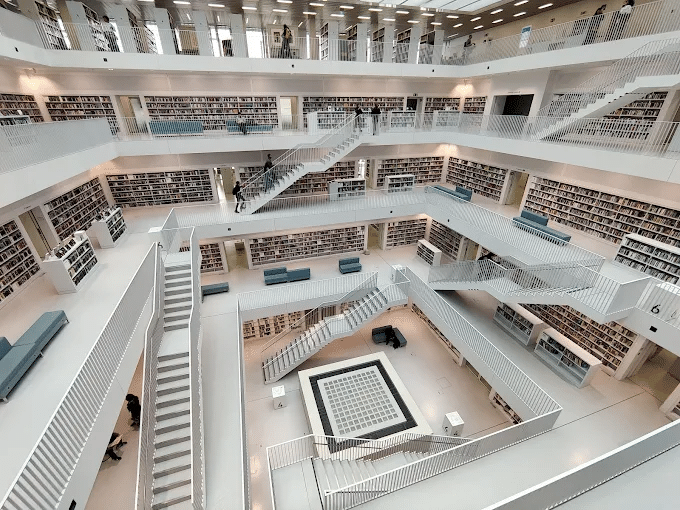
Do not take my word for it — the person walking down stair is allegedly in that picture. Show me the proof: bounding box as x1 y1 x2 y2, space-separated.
233 181 244 213
354 105 363 132
263 153 274 192
371 104 381 135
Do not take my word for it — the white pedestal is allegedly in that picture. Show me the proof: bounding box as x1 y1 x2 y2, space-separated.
442 411 464 436
272 385 287 409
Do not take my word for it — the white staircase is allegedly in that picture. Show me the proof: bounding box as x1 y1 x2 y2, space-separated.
148 257 198 509
262 285 408 384
534 38 680 139
242 118 361 214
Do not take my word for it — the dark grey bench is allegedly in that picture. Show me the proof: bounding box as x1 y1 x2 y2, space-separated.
512 210 572 245
371 326 407 348
433 185 472 202
339 257 362 274
287 268 310 282
0 311 69 402
264 267 288 285
201 282 229 301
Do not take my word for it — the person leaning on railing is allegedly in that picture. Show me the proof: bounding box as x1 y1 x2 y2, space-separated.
101 16 120 52
585 5 607 45
606 0 635 41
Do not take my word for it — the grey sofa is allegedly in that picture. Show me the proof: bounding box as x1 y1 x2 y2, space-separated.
264 267 288 285
433 185 472 202
371 326 407 348
201 282 229 301
339 257 362 274
0 310 69 401
512 209 572 244
287 268 311 282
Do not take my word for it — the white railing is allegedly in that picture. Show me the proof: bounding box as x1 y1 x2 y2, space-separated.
484 419 680 509
36 21 157 54
537 37 680 118
1 245 157 510
260 272 378 370
235 302 251 510
187 228 205 510
136 244 164 510
633 276 680 327
0 118 113 173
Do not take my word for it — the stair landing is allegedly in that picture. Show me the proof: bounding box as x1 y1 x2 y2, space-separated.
159 329 190 358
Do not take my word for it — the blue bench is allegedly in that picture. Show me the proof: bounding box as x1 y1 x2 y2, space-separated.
372 326 407 348
226 120 242 133
245 124 274 134
433 185 472 202
339 257 362 274
264 267 288 285
149 120 204 136
201 282 229 301
512 210 572 245
287 268 311 282
0 311 69 402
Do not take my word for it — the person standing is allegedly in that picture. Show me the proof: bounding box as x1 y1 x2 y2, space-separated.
354 105 363 132
371 104 381 135
282 24 292 58
125 394 141 427
233 181 244 213
607 0 634 41
101 16 120 52
263 154 274 191
463 35 474 63
235 109 247 135
585 6 606 45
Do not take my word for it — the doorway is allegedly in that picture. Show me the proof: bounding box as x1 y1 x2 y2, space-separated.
224 239 249 270
19 207 57 257
491 94 534 116
503 171 529 207
118 96 148 135
406 97 422 112
280 96 298 130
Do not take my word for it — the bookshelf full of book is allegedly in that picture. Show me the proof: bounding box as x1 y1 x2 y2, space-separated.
446 158 508 201
44 178 110 241
0 94 44 122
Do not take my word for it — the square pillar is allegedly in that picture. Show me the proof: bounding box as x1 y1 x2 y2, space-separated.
372 25 394 63
191 10 213 56
352 23 368 62
229 13 248 58
106 5 137 53
431 30 445 64
57 1 96 51
152 7 176 55
407 25 422 64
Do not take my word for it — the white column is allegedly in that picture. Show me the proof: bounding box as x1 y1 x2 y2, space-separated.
407 25 422 64
58 1 96 51
107 5 137 53
380 25 394 63
306 17 319 59
323 21 339 61
152 7 176 55
229 13 248 58
191 11 213 56
354 23 368 62
431 30 445 64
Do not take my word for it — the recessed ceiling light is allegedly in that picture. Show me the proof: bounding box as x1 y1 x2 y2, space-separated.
298 21 304 27
514 11 526 16
369 7 383 11
331 13 344 17
407 20 420 23
431 22 442 25
454 23 463 27
446 15 459 18
383 18 395 21
539 3 553 8
492 19 503 23
422 13 435 17
474 25 483 29
173 1 190 4
514 0 528 5
490 8 503 14
396 10 409 14
358 15 370 19
272 9 287 13
340 5 354 9
243 6 256 10
208 3 224 7
309 2 324 6
303 11 316 15
277 0 292 3
470 16 481 21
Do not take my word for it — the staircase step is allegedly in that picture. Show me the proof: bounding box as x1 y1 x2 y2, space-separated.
157 372 189 385
373 452 409 474
363 460 378 477
158 360 190 374
156 418 190 436
157 394 190 410
356 460 372 480
154 427 191 449
164 303 192 314
164 310 192 323
165 271 191 280
156 400 190 420
346 460 363 483
322 459 340 491
165 279 192 289
153 458 191 479
339 460 357 486
158 351 189 364
312 457 330 496
156 408 190 423
164 320 190 332
154 441 191 464
165 285 192 296
151 484 191 509
153 474 191 495
157 381 190 396
165 263 190 272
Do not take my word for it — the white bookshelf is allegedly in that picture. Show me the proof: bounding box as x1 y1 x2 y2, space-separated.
446 158 508 202
247 225 366 267
534 328 602 388
416 239 442 266
462 96 487 113
180 241 227 274
302 97 405 116
493 302 548 347
386 174 415 193
489 390 522 424
329 178 366 201
41 231 98 294
307 111 348 133
35 2 67 50
0 115 29 126
523 176 680 246
44 177 110 241
427 220 463 260
614 234 680 284
412 303 464 365
425 97 461 113
320 21 339 61
45 95 118 133
127 8 156 53
89 207 126 248
0 93 44 122
106 169 216 208
242 310 305 340
144 95 278 129
522 304 640 377
387 110 417 130
83 4 108 52
375 156 444 188
384 218 427 249
0 220 41 306
394 29 411 63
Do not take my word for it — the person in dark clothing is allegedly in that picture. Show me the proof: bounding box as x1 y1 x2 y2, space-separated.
106 432 126 461
101 16 120 52
354 105 363 132
371 105 381 135
282 24 292 58
233 181 244 213
263 154 274 191
126 394 141 427
462 35 474 63
585 6 606 44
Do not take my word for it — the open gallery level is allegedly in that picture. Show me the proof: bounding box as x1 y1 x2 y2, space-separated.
1 0 680 509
